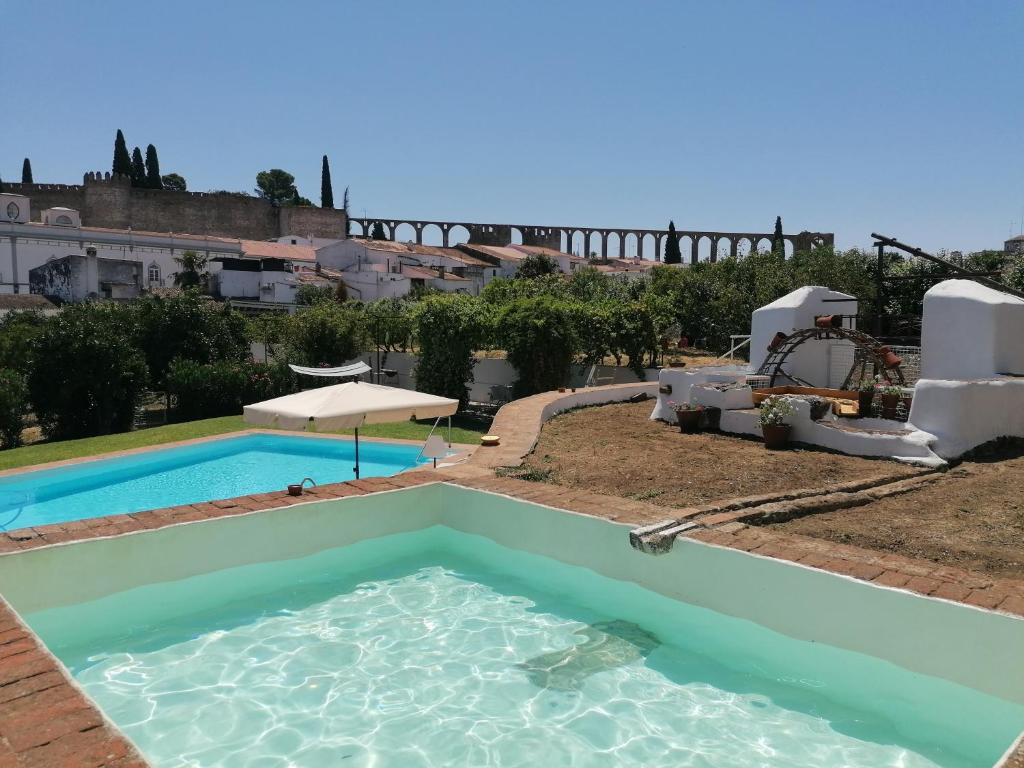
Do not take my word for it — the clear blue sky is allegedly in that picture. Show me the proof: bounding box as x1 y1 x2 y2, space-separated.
5 1 1023 253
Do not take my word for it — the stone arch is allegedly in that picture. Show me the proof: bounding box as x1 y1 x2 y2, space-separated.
757 237 773 253
622 232 640 259
641 233 657 261
584 230 602 258
394 222 417 243
717 236 733 260
420 223 444 246
445 224 471 247
783 238 795 257
605 232 621 258
696 235 712 262
510 226 524 245
350 220 366 237
569 229 586 257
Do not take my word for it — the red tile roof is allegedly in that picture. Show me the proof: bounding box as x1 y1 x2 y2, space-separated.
239 240 317 262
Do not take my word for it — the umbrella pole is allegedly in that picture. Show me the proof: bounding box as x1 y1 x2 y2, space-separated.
354 427 360 479
447 416 452 448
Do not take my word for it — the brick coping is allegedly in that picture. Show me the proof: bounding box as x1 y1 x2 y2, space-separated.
0 455 1021 763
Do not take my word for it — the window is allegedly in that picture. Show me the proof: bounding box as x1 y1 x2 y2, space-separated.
148 263 161 285
55 215 73 226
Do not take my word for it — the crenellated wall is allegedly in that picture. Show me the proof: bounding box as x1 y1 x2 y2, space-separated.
4 175 348 241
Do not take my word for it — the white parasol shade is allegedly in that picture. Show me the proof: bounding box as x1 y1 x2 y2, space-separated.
243 381 458 432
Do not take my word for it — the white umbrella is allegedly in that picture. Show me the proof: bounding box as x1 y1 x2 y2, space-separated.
243 382 459 479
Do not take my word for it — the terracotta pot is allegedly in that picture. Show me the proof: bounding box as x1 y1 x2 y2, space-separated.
880 393 900 420
857 390 874 418
675 409 702 433
762 423 791 449
287 484 303 497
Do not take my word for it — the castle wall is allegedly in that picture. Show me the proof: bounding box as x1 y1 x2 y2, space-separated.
4 177 347 241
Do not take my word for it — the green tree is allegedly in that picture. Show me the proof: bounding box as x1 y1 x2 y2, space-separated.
173 250 209 289
343 186 351 236
498 297 577 396
0 311 47 376
413 295 485 407
516 254 560 278
0 175 5 194
112 129 132 177
0 370 27 450
371 222 387 240
771 216 785 257
295 283 335 306
133 292 249 390
255 169 298 205
365 297 415 352
21 158 32 184
161 173 187 191
285 302 367 367
130 146 146 188
663 220 682 264
145 144 162 189
28 304 148 440
321 155 334 208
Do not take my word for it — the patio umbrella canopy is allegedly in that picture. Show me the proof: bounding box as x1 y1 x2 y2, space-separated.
243 381 458 432
243 381 459 479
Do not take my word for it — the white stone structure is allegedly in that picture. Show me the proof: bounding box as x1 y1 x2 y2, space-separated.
909 280 1024 459
749 285 858 385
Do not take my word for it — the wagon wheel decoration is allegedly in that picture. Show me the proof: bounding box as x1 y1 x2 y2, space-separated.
756 321 906 389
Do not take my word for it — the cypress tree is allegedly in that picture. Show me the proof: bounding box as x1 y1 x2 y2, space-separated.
320 155 334 208
112 129 132 177
342 186 351 236
0 175 5 194
130 147 146 187
145 144 162 189
21 159 33 184
663 220 682 264
371 222 387 240
772 216 784 256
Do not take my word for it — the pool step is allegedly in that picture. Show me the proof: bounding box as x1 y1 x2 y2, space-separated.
629 520 698 554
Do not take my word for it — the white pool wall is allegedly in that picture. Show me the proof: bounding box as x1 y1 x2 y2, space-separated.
0 483 1021 706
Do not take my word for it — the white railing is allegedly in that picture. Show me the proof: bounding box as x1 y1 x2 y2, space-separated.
718 335 751 362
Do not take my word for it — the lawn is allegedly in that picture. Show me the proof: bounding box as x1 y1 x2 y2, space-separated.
0 415 487 473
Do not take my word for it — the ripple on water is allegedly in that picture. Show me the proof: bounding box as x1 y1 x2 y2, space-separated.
72 564 963 767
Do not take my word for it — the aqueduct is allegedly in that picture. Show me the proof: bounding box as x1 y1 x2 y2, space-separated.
349 217 834 262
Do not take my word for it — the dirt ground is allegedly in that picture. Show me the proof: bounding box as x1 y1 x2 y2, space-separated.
768 445 1024 580
520 401 914 508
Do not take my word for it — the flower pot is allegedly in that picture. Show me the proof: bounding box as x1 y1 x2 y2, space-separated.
857 390 874 418
880 393 900 420
762 423 790 449
675 409 702 433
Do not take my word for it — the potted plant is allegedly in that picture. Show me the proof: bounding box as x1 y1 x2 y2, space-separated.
879 385 902 420
670 401 703 433
857 379 876 418
759 396 795 449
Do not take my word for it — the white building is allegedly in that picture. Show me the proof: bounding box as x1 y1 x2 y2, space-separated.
315 238 494 300
1 192 241 297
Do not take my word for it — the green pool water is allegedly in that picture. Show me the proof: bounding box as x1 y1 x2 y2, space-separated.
27 527 1024 767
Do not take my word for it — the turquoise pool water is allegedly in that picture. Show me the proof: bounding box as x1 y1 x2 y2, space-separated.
0 434 424 532
28 527 1024 768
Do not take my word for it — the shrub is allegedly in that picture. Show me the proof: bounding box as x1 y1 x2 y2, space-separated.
167 359 297 422
413 295 486 407
285 302 367 367
0 311 47 376
28 303 148 440
133 291 249 388
498 297 577 397
295 283 335 306
0 370 27 450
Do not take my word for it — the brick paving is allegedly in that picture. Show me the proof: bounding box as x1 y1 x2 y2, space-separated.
0 384 1022 765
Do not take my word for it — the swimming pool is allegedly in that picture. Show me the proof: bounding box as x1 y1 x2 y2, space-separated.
0 433 425 532
5 485 1023 767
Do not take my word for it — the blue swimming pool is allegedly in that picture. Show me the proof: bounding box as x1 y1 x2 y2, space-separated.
0 434 425 532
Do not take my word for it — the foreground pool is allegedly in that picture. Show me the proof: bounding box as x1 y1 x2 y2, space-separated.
0 433 424 532
2 485 1022 766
